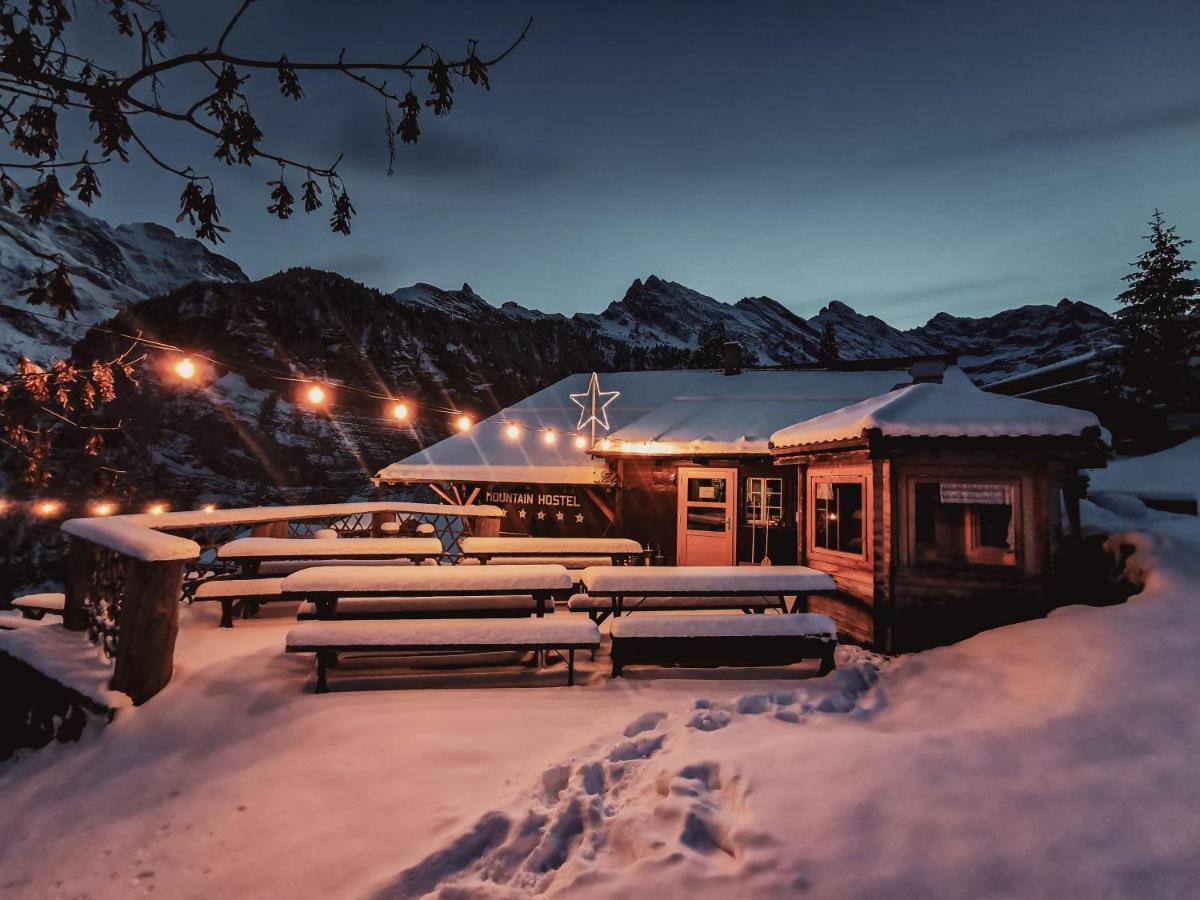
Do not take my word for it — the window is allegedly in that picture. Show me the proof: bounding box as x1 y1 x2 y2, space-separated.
813 480 864 555
745 477 783 526
913 479 1017 566
687 477 726 503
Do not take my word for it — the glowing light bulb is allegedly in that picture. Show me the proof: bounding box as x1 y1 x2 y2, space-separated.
306 385 326 405
174 357 196 380
148 503 166 516
391 402 409 420
202 503 217 513
92 502 114 516
574 435 587 449
600 438 612 451
506 424 521 440
456 415 472 431
36 500 60 517
543 430 557 445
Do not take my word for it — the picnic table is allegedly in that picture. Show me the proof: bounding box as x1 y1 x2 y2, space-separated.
217 536 444 573
458 537 647 566
280 563 575 619
577 565 838 618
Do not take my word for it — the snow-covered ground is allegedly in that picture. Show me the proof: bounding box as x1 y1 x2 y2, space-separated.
2 504 1199 898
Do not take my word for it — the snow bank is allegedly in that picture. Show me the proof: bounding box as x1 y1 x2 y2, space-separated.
217 536 443 559
61 517 200 562
580 565 836 593
286 618 600 648
0 622 130 710
610 613 837 639
1087 436 1200 506
281 563 575 594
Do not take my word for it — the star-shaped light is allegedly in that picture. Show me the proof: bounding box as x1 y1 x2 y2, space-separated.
555 511 564 522
518 509 527 519
575 513 584 523
569 372 619 438
536 510 546 521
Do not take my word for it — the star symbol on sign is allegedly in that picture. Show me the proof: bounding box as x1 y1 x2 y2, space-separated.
518 509 527 519
555 511 564 522
569 372 620 434
575 513 584 523
536 510 546 521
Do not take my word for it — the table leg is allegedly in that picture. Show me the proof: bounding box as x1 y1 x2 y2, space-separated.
567 648 576 686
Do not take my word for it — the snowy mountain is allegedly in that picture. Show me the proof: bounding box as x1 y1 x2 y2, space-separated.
0 197 247 367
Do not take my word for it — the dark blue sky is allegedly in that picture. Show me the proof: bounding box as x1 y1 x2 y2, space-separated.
81 0 1200 326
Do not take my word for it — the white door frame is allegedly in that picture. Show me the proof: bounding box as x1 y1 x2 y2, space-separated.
676 466 737 566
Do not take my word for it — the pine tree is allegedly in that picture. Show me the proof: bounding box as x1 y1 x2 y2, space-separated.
1113 210 1200 408
691 322 729 368
817 320 841 366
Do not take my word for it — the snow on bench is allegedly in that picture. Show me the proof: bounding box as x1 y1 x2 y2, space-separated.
459 556 617 570
193 577 287 628
608 612 838 678
285 618 601 690
280 564 575 619
567 592 783 622
459 537 643 563
257 557 437 575
218 536 444 561
295 594 543 620
579 565 837 596
11 593 66 620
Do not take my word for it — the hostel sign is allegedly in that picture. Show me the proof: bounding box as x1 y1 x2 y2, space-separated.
481 484 606 535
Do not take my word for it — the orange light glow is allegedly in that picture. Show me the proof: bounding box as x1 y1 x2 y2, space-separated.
92 502 114 516
505 424 521 439
391 402 409 420
174 357 196 379
306 385 326 405
202 503 217 513
543 430 557 445
600 438 612 451
147 503 166 516
574 435 587 449
456 415 472 431
36 500 60 517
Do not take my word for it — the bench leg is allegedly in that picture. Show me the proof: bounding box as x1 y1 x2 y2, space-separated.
315 652 333 693
611 648 623 678
20 608 46 621
567 648 576 686
817 648 836 677
219 599 234 628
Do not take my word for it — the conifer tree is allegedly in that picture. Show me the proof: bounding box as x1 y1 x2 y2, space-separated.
817 320 841 365
1113 211 1200 408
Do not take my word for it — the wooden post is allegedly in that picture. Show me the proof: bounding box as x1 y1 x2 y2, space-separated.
370 510 398 537
62 537 94 632
251 520 288 538
110 559 184 705
474 515 501 538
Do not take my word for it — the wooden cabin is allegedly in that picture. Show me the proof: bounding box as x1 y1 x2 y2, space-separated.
375 352 1108 652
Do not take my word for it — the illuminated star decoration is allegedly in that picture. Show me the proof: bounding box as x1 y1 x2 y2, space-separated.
569 372 620 445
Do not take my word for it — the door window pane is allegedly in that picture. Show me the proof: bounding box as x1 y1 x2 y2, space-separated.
686 477 727 503
813 481 863 554
687 505 726 532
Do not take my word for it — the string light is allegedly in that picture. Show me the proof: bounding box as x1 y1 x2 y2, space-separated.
306 384 326 405
36 500 60 517
202 503 217 513
574 435 587 449
457 415 472 431
91 501 115 516
505 423 521 440
600 438 612 450
543 430 557 445
147 503 166 515
174 357 196 380
391 402 409 421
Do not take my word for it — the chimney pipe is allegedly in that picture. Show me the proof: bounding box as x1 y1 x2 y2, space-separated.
723 341 743 376
909 359 947 384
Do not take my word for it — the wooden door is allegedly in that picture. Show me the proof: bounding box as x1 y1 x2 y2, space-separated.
676 467 736 566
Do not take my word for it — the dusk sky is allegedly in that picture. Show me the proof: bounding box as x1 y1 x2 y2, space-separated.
81 0 1200 327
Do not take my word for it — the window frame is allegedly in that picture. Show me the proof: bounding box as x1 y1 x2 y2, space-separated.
807 470 870 561
907 475 1021 569
744 475 784 527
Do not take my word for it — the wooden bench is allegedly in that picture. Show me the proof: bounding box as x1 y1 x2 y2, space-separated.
567 592 784 624
295 594 542 620
217 536 444 574
609 613 838 677
193 577 286 628
459 537 646 567
285 618 601 691
10 592 66 621
280 564 575 619
577 565 839 618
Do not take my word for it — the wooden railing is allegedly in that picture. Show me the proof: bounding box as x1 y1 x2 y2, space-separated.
59 501 504 704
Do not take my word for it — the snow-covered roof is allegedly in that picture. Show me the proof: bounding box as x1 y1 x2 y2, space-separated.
375 369 908 484
1087 437 1200 504
769 368 1104 450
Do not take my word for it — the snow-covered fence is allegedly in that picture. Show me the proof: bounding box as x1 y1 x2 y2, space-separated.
57 502 503 704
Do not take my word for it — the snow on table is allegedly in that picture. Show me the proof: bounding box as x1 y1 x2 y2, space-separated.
286 617 599 649
217 536 444 559
460 537 643 556
12 592 66 612
117 500 504 529
61 516 201 562
281 563 575 595
568 593 778 610
257 558 437 575
609 613 837 640
579 565 836 595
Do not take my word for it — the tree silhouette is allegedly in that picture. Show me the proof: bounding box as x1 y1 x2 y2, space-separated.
817 320 840 365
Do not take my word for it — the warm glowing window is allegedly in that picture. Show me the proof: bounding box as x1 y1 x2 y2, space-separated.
745 477 783 526
813 480 864 555
913 480 1017 566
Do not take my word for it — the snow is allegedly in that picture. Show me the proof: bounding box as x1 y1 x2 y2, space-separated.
286 618 601 649
193 578 286 598
376 369 905 484
257 557 435 575
280 564 575 594
11 593 65 612
216 536 444 559
580 565 837 594
119 500 503 529
610 613 837 639
568 594 779 610
1087 436 1200 506
60 517 201 562
461 537 643 555
0 620 130 710
297 595 539 616
4 505 1200 897
770 366 1104 449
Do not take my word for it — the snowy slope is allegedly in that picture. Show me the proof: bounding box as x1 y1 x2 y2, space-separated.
0 197 246 367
